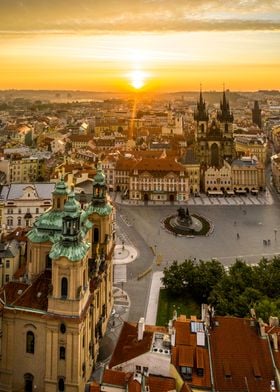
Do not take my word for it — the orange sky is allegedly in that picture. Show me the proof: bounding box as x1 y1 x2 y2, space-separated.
0 1 279 92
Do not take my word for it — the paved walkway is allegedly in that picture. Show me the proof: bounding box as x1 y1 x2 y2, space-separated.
113 190 273 207
145 271 163 325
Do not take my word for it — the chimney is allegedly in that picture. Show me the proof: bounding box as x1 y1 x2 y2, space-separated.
272 333 278 352
171 327 176 347
138 317 145 341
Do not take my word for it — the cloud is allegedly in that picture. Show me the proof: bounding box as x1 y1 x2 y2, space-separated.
0 0 279 34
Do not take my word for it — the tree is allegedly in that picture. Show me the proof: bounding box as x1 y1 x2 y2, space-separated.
192 259 225 303
161 260 195 296
255 298 280 323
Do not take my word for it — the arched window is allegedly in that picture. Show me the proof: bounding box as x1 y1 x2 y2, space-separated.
61 277 68 298
24 373 34 392
58 378 65 391
26 331 35 354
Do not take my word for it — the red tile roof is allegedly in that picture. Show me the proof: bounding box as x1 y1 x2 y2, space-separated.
102 370 176 392
103 369 131 386
210 316 277 392
172 318 211 389
109 322 154 368
89 380 100 392
148 374 176 392
133 158 185 173
1 270 51 311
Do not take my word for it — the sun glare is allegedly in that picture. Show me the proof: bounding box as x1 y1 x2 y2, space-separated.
129 70 148 90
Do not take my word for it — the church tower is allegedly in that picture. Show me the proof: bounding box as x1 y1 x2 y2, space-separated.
217 90 234 161
0 168 115 391
252 100 262 129
27 176 69 280
86 161 115 343
194 89 209 142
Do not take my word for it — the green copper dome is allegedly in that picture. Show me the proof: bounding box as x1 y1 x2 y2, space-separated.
52 176 69 196
86 202 113 217
93 161 106 186
63 190 81 218
49 240 90 262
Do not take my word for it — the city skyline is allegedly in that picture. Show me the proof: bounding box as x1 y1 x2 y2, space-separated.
0 0 279 92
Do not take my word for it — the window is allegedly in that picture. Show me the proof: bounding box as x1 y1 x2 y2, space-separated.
58 378 65 392
60 323 66 334
18 218 22 226
136 365 141 373
26 331 35 354
6 260 10 269
61 277 68 298
59 346 65 360
24 373 34 392
36 208 39 214
5 274 9 283
45 254 52 269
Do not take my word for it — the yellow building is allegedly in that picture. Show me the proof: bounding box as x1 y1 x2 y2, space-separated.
231 157 265 192
0 163 114 391
9 157 45 183
272 126 280 153
204 161 232 194
234 136 268 165
271 154 280 193
129 157 189 202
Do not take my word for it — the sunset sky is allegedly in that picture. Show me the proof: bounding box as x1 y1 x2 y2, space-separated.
0 0 279 92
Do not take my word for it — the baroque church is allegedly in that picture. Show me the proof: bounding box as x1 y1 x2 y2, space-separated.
0 163 115 391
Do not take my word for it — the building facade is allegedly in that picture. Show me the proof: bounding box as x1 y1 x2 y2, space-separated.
0 163 114 392
1 183 55 232
194 91 234 167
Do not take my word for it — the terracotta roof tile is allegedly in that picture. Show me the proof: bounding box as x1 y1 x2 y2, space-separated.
102 369 131 386
89 380 100 392
127 378 142 392
1 270 51 311
133 158 185 173
172 318 211 389
147 375 176 392
109 322 154 368
210 316 277 392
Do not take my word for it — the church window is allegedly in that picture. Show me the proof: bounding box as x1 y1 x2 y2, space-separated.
60 323 66 334
24 373 34 392
26 331 35 354
61 277 68 298
59 346 66 360
94 228 99 243
45 254 52 269
58 378 65 391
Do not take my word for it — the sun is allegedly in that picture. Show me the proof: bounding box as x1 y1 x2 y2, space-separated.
129 70 148 90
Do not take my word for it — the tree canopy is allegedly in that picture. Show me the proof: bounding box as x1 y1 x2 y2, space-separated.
162 256 280 322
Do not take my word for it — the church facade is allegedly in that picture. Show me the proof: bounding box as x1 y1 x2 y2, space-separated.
0 163 115 392
194 90 235 169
